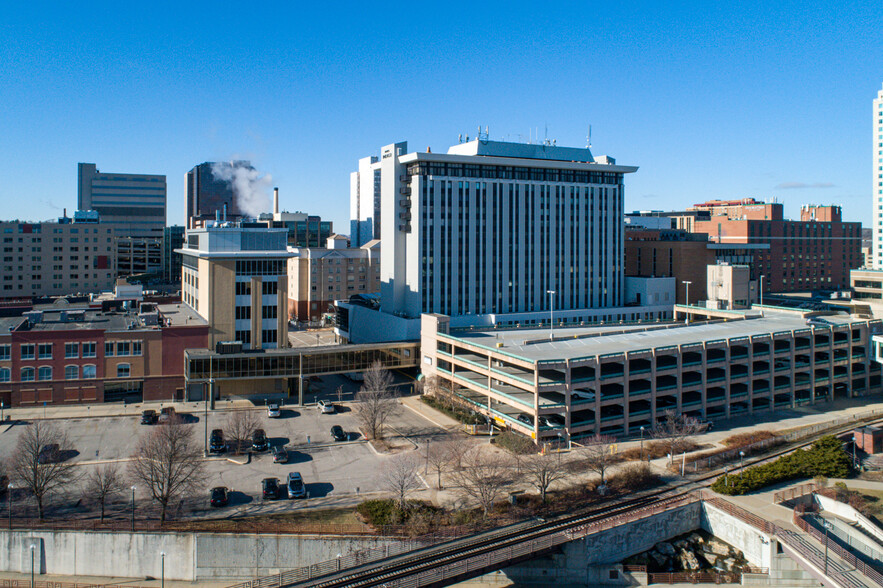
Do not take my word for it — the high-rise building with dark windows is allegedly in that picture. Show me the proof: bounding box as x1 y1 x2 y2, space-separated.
77 163 166 239
186 161 250 228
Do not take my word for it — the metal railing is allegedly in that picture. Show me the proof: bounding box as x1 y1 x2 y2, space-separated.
773 483 817 505
794 509 883 586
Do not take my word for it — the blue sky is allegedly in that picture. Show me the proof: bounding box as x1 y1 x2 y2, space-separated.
1 2 881 232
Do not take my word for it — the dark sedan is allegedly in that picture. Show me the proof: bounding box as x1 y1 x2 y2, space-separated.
262 477 281 500
330 425 347 442
140 410 158 425
210 486 228 507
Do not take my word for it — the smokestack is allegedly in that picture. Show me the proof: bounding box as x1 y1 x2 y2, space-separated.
216 209 220 223
273 187 279 215
223 203 227 223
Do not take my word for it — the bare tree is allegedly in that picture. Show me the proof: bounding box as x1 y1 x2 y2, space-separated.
9 421 79 520
425 439 454 489
129 417 206 522
443 435 474 471
225 410 261 454
86 464 124 522
354 361 398 440
651 410 705 465
378 453 423 510
335 385 345 404
452 446 513 516
522 452 570 502
581 434 619 486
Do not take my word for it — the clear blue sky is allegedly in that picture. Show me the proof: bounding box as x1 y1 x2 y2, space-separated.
1 1 881 232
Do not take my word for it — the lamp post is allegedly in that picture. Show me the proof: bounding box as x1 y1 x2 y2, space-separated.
1 400 4 422
30 544 35 588
724 466 729 487
682 281 691 324
130 486 136 532
546 290 556 340
7 483 12 529
739 451 745 479
759 275 765 316
853 435 858 469
824 521 833 576
640 426 645 462
160 551 166 588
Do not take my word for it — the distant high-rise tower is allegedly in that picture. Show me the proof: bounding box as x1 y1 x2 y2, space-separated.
875 84 883 269
349 156 382 247
77 163 166 239
186 161 251 228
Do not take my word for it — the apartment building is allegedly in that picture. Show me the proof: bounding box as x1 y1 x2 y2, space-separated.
287 236 380 324
178 224 293 350
422 309 881 444
0 302 208 407
0 218 116 298
691 199 861 293
350 155 382 247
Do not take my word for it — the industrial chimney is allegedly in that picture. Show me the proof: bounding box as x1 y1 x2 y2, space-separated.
273 187 279 215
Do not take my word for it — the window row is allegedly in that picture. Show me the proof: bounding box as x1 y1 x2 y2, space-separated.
104 341 142 357
11 363 131 381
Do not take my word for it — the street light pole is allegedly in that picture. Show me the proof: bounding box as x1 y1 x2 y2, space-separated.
7 483 12 529
853 435 858 469
161 551 166 588
759 275 764 316
546 290 556 340
131 486 136 532
739 451 745 479
640 426 645 462
824 521 832 576
682 281 691 324
30 544 35 588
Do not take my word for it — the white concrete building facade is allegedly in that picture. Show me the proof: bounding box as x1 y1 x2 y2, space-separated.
875 83 883 269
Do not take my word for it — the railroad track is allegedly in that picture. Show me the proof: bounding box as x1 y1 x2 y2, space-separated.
261 412 883 588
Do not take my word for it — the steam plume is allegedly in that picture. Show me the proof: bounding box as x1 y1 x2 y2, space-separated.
210 161 272 218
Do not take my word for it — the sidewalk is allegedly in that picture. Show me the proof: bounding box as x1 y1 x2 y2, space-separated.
0 571 229 587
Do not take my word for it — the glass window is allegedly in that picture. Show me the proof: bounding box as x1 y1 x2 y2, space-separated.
82 364 96 379
0 367 9 382
38 343 52 359
65 365 78 380
132 341 142 356
82 342 96 358
21 344 34 360
117 363 130 378
21 367 34 382
105 342 114 357
0 344 9 361
117 342 130 356
38 366 52 381
65 342 78 358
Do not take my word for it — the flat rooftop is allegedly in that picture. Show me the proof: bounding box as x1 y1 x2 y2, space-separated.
448 311 864 363
0 303 206 335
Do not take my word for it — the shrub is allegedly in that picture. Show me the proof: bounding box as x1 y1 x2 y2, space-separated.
621 440 700 461
711 435 852 495
420 395 484 425
722 430 779 447
607 463 661 492
493 431 536 455
356 498 444 528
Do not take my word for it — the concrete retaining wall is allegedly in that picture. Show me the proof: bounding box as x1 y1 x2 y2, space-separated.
0 530 405 580
815 493 883 545
700 502 774 569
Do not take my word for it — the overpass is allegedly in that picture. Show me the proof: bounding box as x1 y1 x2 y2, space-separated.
184 341 420 404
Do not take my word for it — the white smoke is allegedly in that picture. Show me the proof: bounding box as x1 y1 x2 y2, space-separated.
210 161 273 218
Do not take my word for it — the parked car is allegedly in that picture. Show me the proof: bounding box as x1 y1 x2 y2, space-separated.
541 414 566 427
330 425 347 442
262 478 281 500
252 428 269 452
158 407 176 424
272 446 288 464
317 400 335 414
37 444 60 464
287 472 306 499
571 390 596 401
516 413 533 426
210 486 228 507
209 429 226 453
267 403 281 418
140 410 158 425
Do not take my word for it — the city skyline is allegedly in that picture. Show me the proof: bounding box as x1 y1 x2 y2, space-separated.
1 2 881 234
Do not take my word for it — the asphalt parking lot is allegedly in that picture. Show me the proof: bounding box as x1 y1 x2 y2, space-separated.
0 390 445 517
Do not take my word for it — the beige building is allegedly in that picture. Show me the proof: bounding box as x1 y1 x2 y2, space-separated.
706 264 756 310
178 225 293 350
287 237 380 324
0 218 116 298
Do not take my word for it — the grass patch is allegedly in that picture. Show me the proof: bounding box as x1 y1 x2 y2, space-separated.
722 430 779 447
420 394 484 425
621 440 701 461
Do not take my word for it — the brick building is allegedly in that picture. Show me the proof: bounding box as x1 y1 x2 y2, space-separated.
624 227 715 304
0 302 207 407
691 199 861 294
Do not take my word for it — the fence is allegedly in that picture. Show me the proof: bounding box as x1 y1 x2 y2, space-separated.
647 571 741 584
793 508 883 586
804 513 883 569
773 483 817 505
0 583 152 588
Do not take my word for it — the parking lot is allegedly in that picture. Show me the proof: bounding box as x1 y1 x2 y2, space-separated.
0 388 453 518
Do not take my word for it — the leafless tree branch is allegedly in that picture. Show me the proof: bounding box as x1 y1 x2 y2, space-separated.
378 453 423 510
86 464 125 522
452 446 513 516
8 421 79 520
354 361 398 440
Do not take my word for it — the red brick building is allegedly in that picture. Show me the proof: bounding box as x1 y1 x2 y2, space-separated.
690 200 861 294
624 228 716 305
0 303 208 407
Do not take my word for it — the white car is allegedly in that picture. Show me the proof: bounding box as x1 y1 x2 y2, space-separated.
571 390 596 401
267 403 281 418
317 400 335 414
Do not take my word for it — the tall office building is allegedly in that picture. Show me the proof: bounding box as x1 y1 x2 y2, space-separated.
77 163 166 239
377 139 635 318
874 84 883 269
350 156 382 247
186 161 251 228
161 225 185 283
